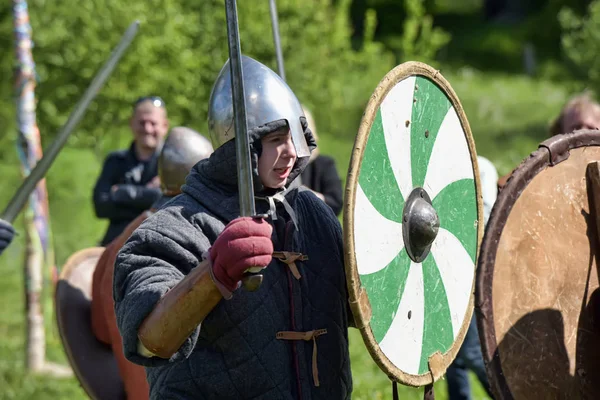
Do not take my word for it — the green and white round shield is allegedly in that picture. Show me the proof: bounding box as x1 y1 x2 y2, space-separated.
344 62 483 386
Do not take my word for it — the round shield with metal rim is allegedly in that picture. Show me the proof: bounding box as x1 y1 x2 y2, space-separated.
344 61 483 386
55 247 126 400
477 130 600 400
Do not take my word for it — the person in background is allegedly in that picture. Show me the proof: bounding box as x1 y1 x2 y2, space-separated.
445 156 498 400
499 92 600 190
549 91 600 136
299 106 343 216
90 127 213 400
0 219 14 256
93 96 169 245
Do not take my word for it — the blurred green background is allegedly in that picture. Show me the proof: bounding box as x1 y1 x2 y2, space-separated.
1 0 599 398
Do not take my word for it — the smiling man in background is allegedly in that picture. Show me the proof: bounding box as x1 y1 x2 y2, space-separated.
92 96 169 245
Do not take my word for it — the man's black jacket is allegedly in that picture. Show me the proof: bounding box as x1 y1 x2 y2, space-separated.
93 142 161 245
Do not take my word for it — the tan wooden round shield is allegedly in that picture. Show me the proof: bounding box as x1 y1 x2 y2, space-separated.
55 247 126 400
344 61 483 387
477 130 600 399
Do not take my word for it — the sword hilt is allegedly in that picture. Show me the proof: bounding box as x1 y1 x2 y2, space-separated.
241 266 264 292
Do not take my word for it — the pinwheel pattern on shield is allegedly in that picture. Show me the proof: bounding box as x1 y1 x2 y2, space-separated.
354 75 478 376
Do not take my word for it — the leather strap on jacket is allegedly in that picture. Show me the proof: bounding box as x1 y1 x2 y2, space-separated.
273 251 308 280
276 329 327 386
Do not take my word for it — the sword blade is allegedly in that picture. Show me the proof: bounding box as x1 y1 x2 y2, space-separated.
225 0 255 217
225 0 263 291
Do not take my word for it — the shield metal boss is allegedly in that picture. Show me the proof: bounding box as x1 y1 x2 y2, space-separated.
476 130 600 400
344 61 483 386
55 247 126 400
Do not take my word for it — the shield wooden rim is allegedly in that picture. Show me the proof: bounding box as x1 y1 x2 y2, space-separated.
343 61 484 387
55 246 106 400
475 129 600 400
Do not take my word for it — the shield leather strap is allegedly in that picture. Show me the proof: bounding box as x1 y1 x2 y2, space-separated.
344 61 483 387
476 129 600 400
55 247 126 400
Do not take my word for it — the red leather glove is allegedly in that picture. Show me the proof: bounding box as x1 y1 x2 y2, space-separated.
210 217 274 293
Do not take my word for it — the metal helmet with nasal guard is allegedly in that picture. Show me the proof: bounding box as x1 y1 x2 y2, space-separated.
207 55 310 157
158 127 214 195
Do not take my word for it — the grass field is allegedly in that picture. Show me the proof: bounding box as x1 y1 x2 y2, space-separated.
0 63 575 399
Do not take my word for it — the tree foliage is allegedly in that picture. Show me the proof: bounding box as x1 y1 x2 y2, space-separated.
0 0 395 161
396 0 450 64
349 0 449 65
0 0 399 260
560 0 600 92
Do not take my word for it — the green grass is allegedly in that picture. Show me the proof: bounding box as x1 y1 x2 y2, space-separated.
348 329 455 400
0 148 102 400
0 257 86 399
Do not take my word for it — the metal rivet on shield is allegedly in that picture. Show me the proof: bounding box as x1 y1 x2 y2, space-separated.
402 187 440 263
408 311 412 319
405 120 410 127
425 129 430 138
